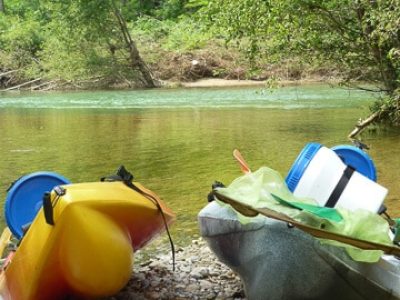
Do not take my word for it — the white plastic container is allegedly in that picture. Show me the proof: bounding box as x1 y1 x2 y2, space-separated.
286 143 388 213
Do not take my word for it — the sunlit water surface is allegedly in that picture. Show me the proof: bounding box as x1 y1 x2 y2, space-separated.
1 84 399 257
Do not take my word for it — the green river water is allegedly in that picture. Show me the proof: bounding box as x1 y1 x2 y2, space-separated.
1 84 400 255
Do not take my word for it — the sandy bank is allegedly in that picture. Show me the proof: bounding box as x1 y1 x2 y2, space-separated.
180 79 267 88
173 78 333 89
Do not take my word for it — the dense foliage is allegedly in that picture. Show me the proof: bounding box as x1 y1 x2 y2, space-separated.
203 0 400 130
1 0 399 130
0 0 193 88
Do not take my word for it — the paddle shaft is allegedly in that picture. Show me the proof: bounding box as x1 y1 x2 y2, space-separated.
213 191 400 256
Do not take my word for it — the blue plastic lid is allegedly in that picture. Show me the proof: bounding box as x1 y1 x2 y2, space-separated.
285 143 322 192
331 145 377 181
5 171 70 239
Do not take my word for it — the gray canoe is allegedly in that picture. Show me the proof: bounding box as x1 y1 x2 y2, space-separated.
198 201 400 300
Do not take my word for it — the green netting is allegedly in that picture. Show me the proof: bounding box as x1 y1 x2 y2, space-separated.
216 167 393 263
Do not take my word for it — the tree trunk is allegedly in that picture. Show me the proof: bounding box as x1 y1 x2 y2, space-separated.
128 40 157 88
0 0 5 13
112 3 157 88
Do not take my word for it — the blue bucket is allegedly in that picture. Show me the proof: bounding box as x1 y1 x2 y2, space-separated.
5 171 70 239
286 143 377 192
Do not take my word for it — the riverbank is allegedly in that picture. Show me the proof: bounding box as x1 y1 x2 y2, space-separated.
109 238 246 300
168 78 267 88
1 64 340 91
0 77 329 92
178 78 339 88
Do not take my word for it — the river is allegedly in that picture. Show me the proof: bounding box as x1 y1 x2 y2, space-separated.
1 84 399 254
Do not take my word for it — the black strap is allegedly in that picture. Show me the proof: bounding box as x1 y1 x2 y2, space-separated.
325 166 355 208
133 184 176 271
101 165 133 183
43 192 54 225
207 181 226 202
42 186 67 226
102 166 175 271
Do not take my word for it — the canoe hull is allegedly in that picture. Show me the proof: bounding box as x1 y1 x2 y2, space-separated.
198 201 400 300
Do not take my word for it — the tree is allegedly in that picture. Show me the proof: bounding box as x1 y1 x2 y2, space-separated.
204 0 400 138
112 2 157 87
74 0 157 87
0 0 4 13
292 1 400 138
1 0 158 88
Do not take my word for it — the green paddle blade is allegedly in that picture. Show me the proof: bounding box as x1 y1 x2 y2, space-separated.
271 193 343 222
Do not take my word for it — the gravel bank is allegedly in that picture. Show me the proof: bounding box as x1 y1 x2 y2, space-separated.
109 238 246 300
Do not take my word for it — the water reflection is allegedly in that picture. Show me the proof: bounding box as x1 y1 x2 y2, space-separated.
0 86 399 252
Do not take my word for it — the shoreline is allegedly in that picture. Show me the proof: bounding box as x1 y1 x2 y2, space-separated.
109 238 246 300
1 78 340 93
179 78 268 88
178 78 335 89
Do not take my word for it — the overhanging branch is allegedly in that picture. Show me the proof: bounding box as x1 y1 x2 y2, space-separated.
348 111 381 139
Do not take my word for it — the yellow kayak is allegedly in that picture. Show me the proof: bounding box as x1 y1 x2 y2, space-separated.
0 180 175 300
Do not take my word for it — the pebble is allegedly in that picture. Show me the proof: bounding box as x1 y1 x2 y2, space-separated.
109 238 246 300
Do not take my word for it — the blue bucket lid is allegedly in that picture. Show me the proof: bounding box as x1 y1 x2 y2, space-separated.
285 143 322 192
331 145 377 181
5 171 70 239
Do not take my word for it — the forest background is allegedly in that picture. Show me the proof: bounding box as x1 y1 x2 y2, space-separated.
0 0 399 135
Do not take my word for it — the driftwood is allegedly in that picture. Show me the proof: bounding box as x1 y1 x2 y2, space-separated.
348 111 380 140
1 78 41 91
41 84 57 91
30 80 58 91
0 69 19 78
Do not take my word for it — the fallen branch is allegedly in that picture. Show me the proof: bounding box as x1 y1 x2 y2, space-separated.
41 84 58 91
347 111 380 140
1 78 42 91
0 69 19 78
30 79 61 91
343 85 390 94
